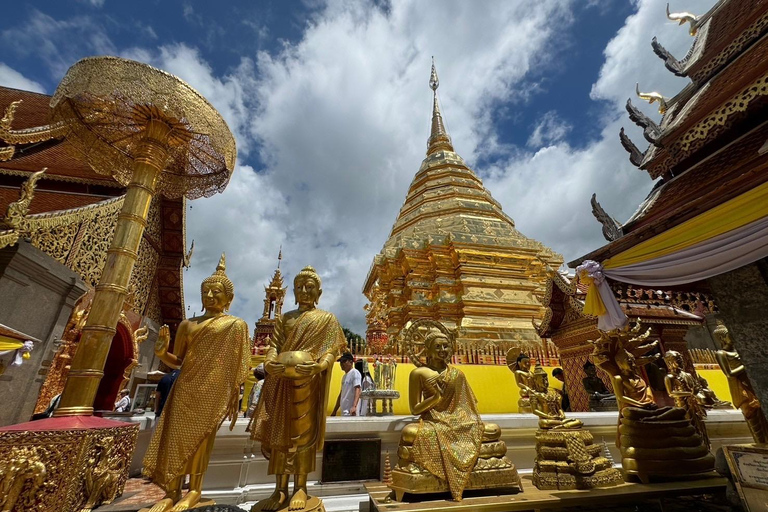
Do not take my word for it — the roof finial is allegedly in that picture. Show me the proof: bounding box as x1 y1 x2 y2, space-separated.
636 83 668 114
277 245 282 269
427 57 453 155
429 57 439 92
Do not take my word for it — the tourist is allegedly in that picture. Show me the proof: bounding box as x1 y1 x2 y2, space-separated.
332 353 361 416
154 368 180 418
114 389 131 412
355 359 375 416
245 364 266 418
551 368 570 412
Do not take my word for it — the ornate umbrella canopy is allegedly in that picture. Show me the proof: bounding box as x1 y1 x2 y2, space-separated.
50 56 236 199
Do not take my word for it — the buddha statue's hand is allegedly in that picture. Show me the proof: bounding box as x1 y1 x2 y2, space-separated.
424 373 443 397
154 325 170 356
265 360 286 376
296 361 323 377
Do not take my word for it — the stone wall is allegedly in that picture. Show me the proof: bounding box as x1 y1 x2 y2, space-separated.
0 241 88 426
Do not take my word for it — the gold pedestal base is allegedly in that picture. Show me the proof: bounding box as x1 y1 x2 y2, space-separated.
250 495 325 512
533 428 623 490
0 416 138 512
137 498 215 512
389 465 522 502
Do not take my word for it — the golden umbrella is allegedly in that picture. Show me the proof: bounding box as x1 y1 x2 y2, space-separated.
51 56 236 416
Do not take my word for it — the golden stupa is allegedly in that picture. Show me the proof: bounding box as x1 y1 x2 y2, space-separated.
363 61 562 348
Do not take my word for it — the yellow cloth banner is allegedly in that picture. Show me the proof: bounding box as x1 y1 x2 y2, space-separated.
0 339 23 352
605 180 768 269
579 274 607 317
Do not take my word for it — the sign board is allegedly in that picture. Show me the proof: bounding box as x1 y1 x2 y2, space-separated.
723 444 768 512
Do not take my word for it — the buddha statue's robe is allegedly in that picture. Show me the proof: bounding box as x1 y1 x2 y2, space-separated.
143 315 250 488
249 309 345 475
412 366 484 501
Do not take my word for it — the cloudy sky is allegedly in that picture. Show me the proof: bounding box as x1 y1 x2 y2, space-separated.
1 0 715 333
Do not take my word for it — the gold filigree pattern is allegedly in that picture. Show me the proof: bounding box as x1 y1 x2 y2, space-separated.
144 196 162 245
0 423 137 512
29 223 80 264
69 204 120 288
128 237 159 315
691 11 768 83
678 72 768 152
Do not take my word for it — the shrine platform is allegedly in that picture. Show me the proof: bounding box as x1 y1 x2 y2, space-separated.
364 475 728 512
117 408 751 509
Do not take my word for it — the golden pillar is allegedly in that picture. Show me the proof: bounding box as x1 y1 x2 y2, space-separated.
56 119 169 415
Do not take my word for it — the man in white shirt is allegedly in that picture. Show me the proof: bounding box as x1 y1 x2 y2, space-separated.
114 389 131 412
331 353 361 416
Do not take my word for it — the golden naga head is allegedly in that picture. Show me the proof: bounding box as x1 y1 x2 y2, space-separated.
201 253 234 308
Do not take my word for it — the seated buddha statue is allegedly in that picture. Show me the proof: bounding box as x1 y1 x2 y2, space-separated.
529 362 621 490
390 320 521 501
590 322 714 483
530 363 583 430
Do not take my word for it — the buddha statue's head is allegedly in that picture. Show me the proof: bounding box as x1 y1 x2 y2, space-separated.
615 349 638 377
713 319 733 350
294 265 322 309
424 330 453 366
532 362 549 392
663 350 683 372
201 253 234 313
516 353 531 372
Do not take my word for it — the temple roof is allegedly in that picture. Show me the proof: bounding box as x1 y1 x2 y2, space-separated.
578 0 768 266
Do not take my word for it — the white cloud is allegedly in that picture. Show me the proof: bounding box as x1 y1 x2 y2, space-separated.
0 63 45 94
527 111 572 148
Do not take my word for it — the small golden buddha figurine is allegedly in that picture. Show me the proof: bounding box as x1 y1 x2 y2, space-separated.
142 254 251 512
249 266 346 512
530 362 621 490
714 320 768 443
391 320 521 502
695 376 731 409
663 350 709 449
530 363 583 430
507 348 534 413
590 322 714 483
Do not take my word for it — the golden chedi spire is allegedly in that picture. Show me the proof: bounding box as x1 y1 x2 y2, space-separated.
427 58 454 155
364 60 563 348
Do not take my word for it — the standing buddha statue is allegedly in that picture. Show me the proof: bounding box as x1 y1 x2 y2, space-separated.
143 254 251 512
249 266 346 512
507 349 534 413
714 320 768 443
